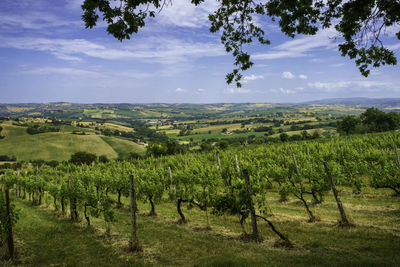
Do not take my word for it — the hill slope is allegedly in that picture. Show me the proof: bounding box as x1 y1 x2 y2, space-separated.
0 121 145 161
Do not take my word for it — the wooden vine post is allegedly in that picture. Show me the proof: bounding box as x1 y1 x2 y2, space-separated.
323 162 351 226
68 172 77 221
235 154 240 173
5 185 14 259
292 153 315 222
242 168 259 239
394 145 400 167
129 173 141 252
68 173 74 221
168 167 175 195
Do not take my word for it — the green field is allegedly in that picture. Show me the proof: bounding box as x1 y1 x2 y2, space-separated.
0 121 145 161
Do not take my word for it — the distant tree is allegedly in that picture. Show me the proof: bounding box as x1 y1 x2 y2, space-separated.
200 142 213 152
146 143 167 157
254 126 273 132
280 133 289 142
102 128 113 136
47 160 59 168
165 140 183 155
178 129 186 136
0 155 16 162
337 108 400 135
70 152 97 165
337 115 363 135
221 128 228 133
99 155 109 163
301 130 310 140
289 134 302 141
217 140 229 150
146 140 184 157
361 107 400 132
26 124 60 135
311 130 320 139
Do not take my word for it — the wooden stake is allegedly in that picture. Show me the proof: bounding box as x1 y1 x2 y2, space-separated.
168 167 176 195
129 173 141 251
5 186 14 259
68 173 75 221
323 162 350 225
243 169 258 239
235 154 240 173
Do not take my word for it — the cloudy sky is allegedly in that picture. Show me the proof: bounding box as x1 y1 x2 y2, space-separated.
1 0 399 103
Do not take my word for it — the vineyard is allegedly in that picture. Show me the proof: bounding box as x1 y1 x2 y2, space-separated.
1 131 400 265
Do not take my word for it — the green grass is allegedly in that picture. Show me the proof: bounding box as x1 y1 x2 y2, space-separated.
100 136 146 158
0 122 146 161
5 186 400 266
8 199 142 266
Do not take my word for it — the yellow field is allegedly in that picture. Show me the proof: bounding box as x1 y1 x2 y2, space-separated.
6 106 34 112
103 123 134 132
192 123 242 134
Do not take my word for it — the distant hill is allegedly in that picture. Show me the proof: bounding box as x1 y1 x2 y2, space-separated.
0 121 145 162
300 97 400 106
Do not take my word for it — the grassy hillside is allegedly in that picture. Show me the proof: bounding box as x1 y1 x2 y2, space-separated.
0 121 145 161
100 136 146 158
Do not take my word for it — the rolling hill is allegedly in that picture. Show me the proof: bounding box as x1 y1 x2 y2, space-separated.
0 121 145 162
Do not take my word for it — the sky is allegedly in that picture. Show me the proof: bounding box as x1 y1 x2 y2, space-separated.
0 0 399 104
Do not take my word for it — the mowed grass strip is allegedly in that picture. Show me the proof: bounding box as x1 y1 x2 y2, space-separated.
8 184 399 266
11 199 143 267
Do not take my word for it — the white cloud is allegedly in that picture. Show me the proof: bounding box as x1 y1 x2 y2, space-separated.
66 0 84 9
299 74 308 80
175 88 185 92
270 86 307 94
280 88 296 94
387 43 400 51
243 74 264 83
254 64 269 68
0 36 225 64
281 72 295 79
157 0 219 28
197 88 205 92
21 67 101 77
309 58 325 63
225 88 251 94
0 11 80 31
307 80 393 92
270 88 296 94
21 66 153 80
253 28 339 60
330 63 345 67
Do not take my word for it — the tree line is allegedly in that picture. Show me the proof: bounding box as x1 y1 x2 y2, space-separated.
337 108 400 135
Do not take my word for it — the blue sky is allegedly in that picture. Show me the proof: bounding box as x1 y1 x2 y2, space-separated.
0 0 399 103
